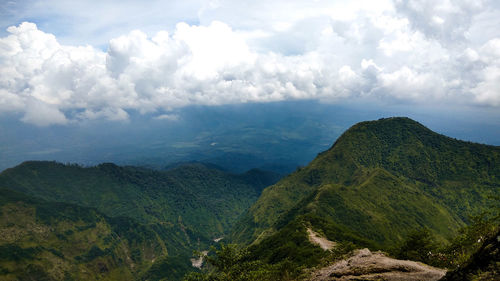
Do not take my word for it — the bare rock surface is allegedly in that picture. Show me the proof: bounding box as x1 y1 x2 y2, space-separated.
309 248 446 281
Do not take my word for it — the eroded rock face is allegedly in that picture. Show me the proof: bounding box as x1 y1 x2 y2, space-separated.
310 248 446 281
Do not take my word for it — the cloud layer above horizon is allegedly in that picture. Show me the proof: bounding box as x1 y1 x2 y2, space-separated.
1 0 500 126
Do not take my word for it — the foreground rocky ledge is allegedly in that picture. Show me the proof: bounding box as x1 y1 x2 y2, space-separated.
310 248 446 281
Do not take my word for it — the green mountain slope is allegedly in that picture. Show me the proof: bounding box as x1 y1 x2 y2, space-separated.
0 187 167 280
232 117 500 250
0 162 279 241
0 162 280 280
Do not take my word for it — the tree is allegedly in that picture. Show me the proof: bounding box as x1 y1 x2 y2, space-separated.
396 227 437 264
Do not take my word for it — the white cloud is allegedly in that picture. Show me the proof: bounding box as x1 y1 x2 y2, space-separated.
0 0 500 126
470 38 500 106
21 99 68 126
0 89 24 112
472 65 500 106
379 66 445 101
154 114 180 121
174 21 256 78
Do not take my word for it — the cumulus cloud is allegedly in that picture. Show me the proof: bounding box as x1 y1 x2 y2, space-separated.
0 0 500 126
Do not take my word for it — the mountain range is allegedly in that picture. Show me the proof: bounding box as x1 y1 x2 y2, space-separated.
0 117 498 280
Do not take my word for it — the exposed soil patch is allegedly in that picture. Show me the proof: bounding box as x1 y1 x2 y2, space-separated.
308 228 336 251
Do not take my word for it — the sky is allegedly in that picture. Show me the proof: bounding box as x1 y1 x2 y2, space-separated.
0 0 499 127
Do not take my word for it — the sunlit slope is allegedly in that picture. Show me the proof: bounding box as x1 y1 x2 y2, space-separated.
232 117 500 248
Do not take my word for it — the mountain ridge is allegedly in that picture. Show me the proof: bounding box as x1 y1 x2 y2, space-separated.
231 117 500 249
0 161 280 239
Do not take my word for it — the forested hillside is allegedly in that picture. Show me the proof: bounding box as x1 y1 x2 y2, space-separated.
0 162 279 280
0 162 279 240
231 117 499 260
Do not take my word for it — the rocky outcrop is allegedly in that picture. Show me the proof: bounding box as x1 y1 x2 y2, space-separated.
310 248 446 281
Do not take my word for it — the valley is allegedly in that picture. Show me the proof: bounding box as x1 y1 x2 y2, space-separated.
0 162 280 280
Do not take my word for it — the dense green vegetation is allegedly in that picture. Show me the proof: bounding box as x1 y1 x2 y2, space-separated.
442 227 500 281
0 162 279 240
0 162 279 280
395 198 500 277
183 243 307 281
0 188 165 280
232 117 499 254
141 255 197 281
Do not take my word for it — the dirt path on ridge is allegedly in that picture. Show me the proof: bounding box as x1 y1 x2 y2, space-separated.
307 228 336 250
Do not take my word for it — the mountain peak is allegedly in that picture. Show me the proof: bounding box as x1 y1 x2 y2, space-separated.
317 116 499 185
331 117 431 148
363 116 419 124
355 116 429 131
374 116 418 123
